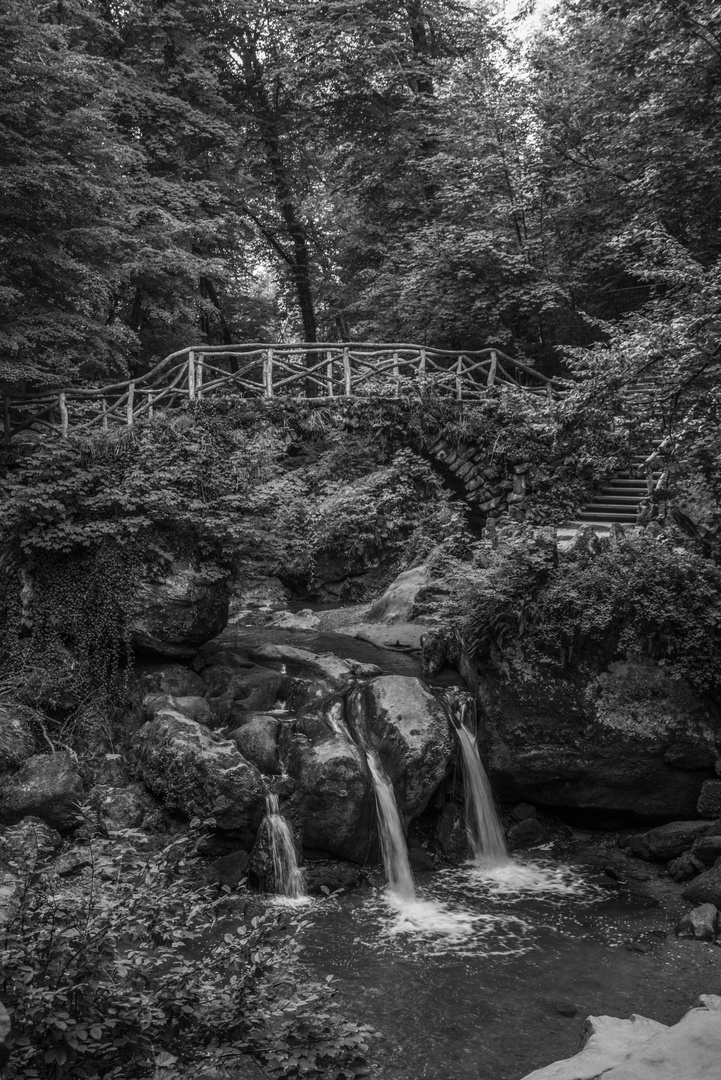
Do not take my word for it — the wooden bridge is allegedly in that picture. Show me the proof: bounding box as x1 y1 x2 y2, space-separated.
2 342 559 442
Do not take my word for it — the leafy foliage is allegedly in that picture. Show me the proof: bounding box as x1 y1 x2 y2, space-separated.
1 833 374 1079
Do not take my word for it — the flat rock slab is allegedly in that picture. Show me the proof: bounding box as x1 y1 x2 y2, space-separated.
334 622 435 652
520 1002 721 1079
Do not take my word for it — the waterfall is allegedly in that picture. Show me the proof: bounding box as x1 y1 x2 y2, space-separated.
365 748 416 902
456 710 508 866
338 692 416 901
262 794 305 898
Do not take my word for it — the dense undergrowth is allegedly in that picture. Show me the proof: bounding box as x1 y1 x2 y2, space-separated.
1 827 373 1080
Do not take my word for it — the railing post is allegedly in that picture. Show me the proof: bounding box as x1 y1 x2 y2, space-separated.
188 351 195 400
419 348 426 375
343 347 351 396
487 350 497 389
393 351 400 397
546 381 553 401
264 349 274 397
326 350 334 398
101 396 108 432
148 390 154 419
196 353 204 399
127 381 135 426
456 356 463 401
59 392 68 437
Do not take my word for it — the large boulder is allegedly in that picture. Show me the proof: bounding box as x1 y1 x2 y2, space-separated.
194 648 292 723
137 709 265 836
143 692 213 726
683 861 721 908
248 644 357 691
89 783 161 832
468 651 720 823
350 676 453 821
0 752 83 831
0 704 36 774
283 705 374 863
520 999 721 1080
629 820 714 860
228 716 281 776
130 560 229 659
0 816 62 871
366 564 431 624
139 664 206 698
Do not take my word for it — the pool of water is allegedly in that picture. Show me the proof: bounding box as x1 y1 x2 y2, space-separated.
295 858 718 1079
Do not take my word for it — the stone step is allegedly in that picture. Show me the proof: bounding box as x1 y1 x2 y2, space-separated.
579 512 638 522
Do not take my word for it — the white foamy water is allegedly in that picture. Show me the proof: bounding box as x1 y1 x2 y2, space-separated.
435 858 600 903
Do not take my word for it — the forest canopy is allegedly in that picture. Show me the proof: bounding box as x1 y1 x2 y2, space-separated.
1 0 719 386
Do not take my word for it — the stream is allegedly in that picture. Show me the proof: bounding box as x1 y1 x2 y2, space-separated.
217 612 717 1078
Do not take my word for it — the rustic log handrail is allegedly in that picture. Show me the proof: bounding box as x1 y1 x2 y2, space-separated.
2 341 561 442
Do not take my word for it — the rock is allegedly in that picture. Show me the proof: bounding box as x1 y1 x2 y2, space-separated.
698 780 721 818
520 1004 721 1079
436 802 468 860
0 752 83 831
137 709 265 836
304 860 362 894
343 659 384 678
0 867 21 928
249 644 356 691
140 664 206 697
408 846 435 871
204 849 250 889
228 716 281 775
470 650 721 823
0 816 61 870
267 609 321 631
53 847 93 876
668 851 706 882
691 835 721 867
284 706 374 863
366 564 431 624
143 692 213 726
629 821 714 860
90 783 159 832
232 574 290 610
507 817 551 850
87 753 128 788
197 652 291 722
0 704 36 773
511 802 538 822
421 627 456 678
676 903 719 941
130 559 229 658
351 676 453 821
683 863 721 908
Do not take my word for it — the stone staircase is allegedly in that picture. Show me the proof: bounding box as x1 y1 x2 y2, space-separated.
565 373 665 533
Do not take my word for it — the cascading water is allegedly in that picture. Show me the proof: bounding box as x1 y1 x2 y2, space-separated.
261 793 305 899
365 748 416 901
454 703 508 866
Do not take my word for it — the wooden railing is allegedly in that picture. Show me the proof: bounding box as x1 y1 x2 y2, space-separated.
2 341 560 442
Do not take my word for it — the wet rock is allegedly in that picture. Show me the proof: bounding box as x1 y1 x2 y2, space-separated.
366 564 431 624
0 704 36 773
667 851 706 882
140 664 206 698
682 862 721 908
284 707 373 863
351 676 453 821
698 780 721 819
511 802 538 822
130 560 229 659
623 938 654 953
519 1003 721 1080
436 802 468 860
0 816 61 870
228 716 281 776
90 782 160 832
304 860 362 894
676 903 719 941
267 609 320 631
53 847 93 877
343 659 384 678
143 692 213 726
408 846 435 871
204 849 250 890
553 1002 582 1018
507 817 551 850
249 644 356 691
629 820 714 860
137 709 265 836
691 835 721 867
469 652 720 822
198 654 290 723
0 752 83 831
